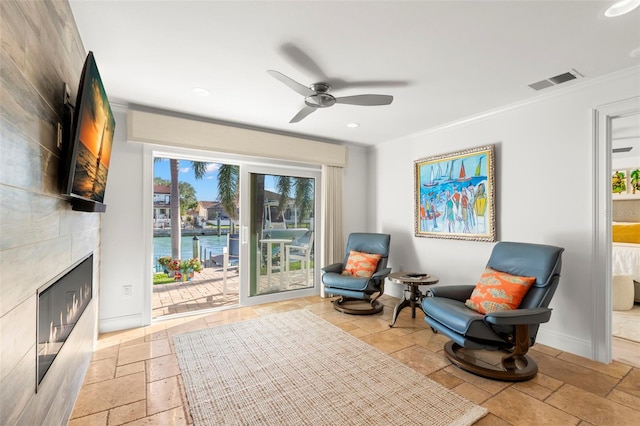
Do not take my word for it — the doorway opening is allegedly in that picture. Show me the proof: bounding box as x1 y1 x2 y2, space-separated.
151 155 240 319
610 113 640 367
593 96 640 367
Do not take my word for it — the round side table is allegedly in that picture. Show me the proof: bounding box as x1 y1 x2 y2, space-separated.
388 271 439 327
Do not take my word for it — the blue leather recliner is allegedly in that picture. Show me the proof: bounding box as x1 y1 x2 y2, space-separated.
422 241 564 381
322 233 391 314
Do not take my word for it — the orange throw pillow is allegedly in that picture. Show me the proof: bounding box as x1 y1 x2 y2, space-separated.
341 250 382 278
465 267 536 314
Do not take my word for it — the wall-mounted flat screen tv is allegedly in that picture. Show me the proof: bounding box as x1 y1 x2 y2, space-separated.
63 51 115 211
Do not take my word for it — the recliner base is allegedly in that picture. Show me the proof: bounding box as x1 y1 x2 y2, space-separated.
444 341 538 382
332 296 384 315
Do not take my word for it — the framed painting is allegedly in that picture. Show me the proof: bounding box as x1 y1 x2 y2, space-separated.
414 144 496 241
611 170 627 195
628 168 639 195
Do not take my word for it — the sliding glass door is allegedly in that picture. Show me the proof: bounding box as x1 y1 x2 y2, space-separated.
239 165 321 305
147 147 322 319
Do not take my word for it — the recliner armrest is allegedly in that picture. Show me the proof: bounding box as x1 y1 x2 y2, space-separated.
484 308 552 326
372 268 392 279
427 285 475 302
322 263 343 274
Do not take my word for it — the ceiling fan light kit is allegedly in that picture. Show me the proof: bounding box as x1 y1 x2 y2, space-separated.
267 69 394 123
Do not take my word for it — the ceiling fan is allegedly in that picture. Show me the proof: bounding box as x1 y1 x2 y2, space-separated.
267 69 394 123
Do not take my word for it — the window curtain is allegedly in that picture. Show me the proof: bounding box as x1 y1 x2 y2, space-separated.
321 165 344 297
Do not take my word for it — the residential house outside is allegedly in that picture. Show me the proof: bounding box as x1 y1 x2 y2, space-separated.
153 184 171 229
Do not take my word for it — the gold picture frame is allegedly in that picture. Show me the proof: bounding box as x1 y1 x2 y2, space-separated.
414 145 496 241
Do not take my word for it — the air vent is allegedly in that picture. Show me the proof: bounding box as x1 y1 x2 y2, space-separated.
613 146 633 153
528 69 583 91
528 80 554 91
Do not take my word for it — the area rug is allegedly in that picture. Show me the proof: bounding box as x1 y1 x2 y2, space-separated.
173 310 487 425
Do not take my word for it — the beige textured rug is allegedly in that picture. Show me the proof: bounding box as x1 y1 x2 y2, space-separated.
173 310 487 425
613 305 640 342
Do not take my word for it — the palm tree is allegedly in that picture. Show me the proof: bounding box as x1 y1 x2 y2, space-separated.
274 176 292 221
294 177 313 227
215 168 313 232
274 176 314 227
163 158 208 260
217 164 239 232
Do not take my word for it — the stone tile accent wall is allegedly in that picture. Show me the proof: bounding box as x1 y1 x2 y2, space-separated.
0 1 100 424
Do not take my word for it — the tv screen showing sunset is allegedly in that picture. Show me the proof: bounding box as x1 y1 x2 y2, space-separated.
71 54 115 203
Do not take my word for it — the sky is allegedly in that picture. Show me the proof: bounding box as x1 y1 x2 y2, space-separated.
154 158 276 201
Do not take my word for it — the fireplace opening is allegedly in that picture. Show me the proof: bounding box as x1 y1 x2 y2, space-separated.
37 253 93 389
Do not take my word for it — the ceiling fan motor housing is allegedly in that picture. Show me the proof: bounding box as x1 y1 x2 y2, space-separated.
305 82 335 108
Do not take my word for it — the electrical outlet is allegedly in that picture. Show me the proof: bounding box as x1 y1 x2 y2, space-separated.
123 285 132 297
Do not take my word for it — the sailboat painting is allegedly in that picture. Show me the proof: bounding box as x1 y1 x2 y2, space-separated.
414 144 496 241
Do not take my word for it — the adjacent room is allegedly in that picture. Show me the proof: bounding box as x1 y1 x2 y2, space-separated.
1 1 639 425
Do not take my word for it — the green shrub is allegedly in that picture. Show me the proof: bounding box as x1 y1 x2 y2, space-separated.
153 273 175 285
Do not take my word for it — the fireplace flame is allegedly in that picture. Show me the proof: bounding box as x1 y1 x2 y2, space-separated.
41 281 92 356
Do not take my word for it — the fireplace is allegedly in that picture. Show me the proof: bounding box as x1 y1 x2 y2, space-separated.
37 253 93 388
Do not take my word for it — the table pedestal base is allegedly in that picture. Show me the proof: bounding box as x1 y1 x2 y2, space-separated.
389 284 423 327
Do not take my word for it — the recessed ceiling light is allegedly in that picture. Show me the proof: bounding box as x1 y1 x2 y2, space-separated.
604 0 640 17
346 123 359 128
192 87 211 97
630 47 640 58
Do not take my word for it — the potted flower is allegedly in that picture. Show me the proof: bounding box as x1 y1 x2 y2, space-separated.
158 256 172 274
167 259 182 281
184 258 203 273
164 258 203 282
179 258 203 281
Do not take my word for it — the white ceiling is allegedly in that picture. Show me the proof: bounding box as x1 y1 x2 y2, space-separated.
69 1 640 146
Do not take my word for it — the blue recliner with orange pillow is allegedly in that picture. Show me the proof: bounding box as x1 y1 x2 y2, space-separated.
422 241 564 381
322 233 391 315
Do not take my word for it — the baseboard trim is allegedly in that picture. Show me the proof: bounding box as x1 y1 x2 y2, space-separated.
536 328 592 360
99 314 145 333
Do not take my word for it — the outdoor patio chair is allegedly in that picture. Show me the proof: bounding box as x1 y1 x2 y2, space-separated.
285 231 314 287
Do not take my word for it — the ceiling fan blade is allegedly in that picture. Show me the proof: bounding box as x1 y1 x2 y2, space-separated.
335 94 394 106
279 43 410 91
280 43 329 81
289 106 317 123
329 79 411 91
267 70 314 97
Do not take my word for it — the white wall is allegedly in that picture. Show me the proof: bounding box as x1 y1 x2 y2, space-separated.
100 110 148 331
373 68 640 358
342 144 372 238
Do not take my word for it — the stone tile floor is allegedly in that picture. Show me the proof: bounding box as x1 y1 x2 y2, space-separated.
70 295 640 425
